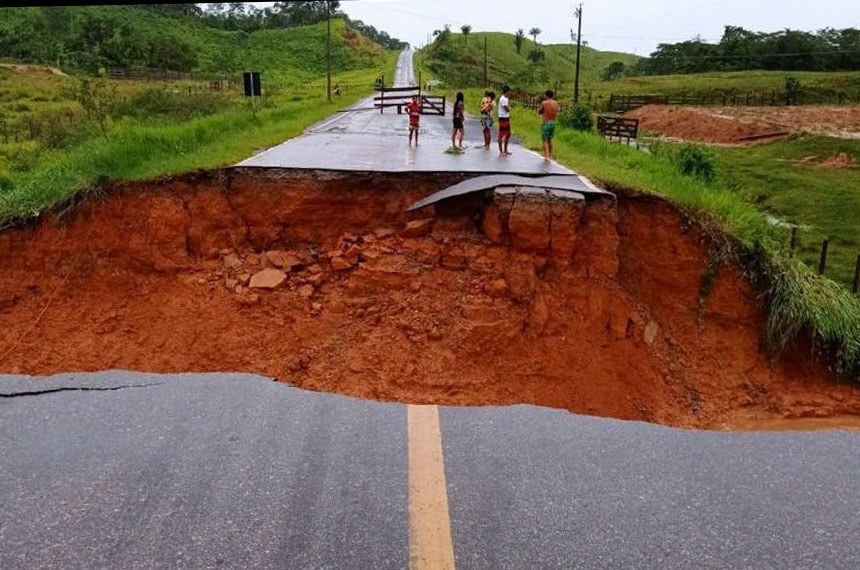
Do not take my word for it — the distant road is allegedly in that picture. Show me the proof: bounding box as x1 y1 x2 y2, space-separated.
237 50 572 175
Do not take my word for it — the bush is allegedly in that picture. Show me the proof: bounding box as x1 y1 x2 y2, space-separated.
119 87 233 121
558 103 593 132
673 143 716 184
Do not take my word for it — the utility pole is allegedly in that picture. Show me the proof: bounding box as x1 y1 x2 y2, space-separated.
483 36 488 86
573 3 583 104
326 0 332 103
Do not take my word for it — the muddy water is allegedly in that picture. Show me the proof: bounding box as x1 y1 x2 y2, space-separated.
722 415 860 432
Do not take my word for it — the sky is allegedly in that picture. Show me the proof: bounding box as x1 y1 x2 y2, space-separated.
327 0 859 55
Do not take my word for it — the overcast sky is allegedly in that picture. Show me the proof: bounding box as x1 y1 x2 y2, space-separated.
330 0 859 55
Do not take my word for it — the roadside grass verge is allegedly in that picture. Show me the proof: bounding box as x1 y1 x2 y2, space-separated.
0 53 397 226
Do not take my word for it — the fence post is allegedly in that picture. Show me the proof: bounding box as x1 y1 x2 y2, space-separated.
854 254 860 294
789 226 798 257
818 239 829 275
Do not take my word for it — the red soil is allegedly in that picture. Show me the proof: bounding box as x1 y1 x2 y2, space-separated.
627 104 860 144
627 105 784 144
1 169 858 430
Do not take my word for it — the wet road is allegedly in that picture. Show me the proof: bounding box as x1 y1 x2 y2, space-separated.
238 50 572 175
3 372 860 569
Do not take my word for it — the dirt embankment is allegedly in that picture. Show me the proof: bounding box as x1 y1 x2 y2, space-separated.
627 104 860 144
1 169 858 430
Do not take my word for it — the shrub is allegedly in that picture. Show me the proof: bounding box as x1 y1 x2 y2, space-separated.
558 103 593 132
673 143 716 184
119 87 233 120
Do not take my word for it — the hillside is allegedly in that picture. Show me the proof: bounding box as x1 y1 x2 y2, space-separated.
602 69 860 100
418 30 638 94
0 6 388 81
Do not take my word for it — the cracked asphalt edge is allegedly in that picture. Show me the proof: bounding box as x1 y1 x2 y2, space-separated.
0 371 176 397
0 382 163 398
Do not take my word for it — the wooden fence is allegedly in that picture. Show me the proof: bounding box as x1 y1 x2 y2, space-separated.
608 89 860 112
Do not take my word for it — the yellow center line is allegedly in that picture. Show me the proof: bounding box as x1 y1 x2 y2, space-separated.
407 404 456 570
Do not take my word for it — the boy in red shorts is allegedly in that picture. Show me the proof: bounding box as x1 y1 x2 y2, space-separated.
406 95 422 146
497 85 512 156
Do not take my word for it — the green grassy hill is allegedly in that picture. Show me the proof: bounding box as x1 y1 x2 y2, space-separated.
603 70 860 100
0 6 387 82
418 31 637 94
419 30 860 106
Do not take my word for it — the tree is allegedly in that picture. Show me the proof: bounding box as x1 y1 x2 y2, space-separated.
148 35 197 71
529 27 541 45
514 29 525 54
460 24 471 46
602 61 626 80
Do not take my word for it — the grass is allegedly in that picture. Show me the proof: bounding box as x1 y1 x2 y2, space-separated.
713 136 860 288
604 70 860 99
0 51 398 226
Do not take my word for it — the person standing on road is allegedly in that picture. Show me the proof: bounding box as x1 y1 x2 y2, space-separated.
451 92 465 150
406 94 422 146
537 89 560 161
497 85 513 156
479 91 495 149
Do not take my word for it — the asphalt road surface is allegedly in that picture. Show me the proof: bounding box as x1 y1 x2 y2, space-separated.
3 372 860 569
238 50 572 175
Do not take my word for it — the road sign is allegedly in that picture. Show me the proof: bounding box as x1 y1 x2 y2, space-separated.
243 72 261 97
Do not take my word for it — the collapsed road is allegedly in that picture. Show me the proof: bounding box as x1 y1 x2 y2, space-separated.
2 50 860 569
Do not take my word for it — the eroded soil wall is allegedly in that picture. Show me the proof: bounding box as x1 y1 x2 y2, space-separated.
1 169 857 429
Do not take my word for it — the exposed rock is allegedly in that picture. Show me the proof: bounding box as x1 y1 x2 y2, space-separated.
307 264 323 275
331 256 354 271
345 244 362 261
483 278 508 298
401 218 434 238
299 284 315 298
440 250 468 270
266 250 302 271
508 196 551 252
249 268 287 289
238 273 251 285
222 253 242 270
644 321 660 346
374 228 395 239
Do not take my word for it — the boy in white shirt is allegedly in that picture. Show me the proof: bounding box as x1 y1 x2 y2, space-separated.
497 85 512 156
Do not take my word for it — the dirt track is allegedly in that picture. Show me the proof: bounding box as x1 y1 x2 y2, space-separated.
1 169 859 430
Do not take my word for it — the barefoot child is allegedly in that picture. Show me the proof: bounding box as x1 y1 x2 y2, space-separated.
406 95 421 146
480 91 495 149
497 85 512 156
451 92 465 150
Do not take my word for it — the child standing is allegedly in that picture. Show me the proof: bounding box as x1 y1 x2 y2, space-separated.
480 91 495 149
497 85 512 156
451 92 465 150
406 95 422 146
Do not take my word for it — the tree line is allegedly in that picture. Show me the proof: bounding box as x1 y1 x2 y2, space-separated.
197 2 407 50
0 3 407 74
629 26 860 76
